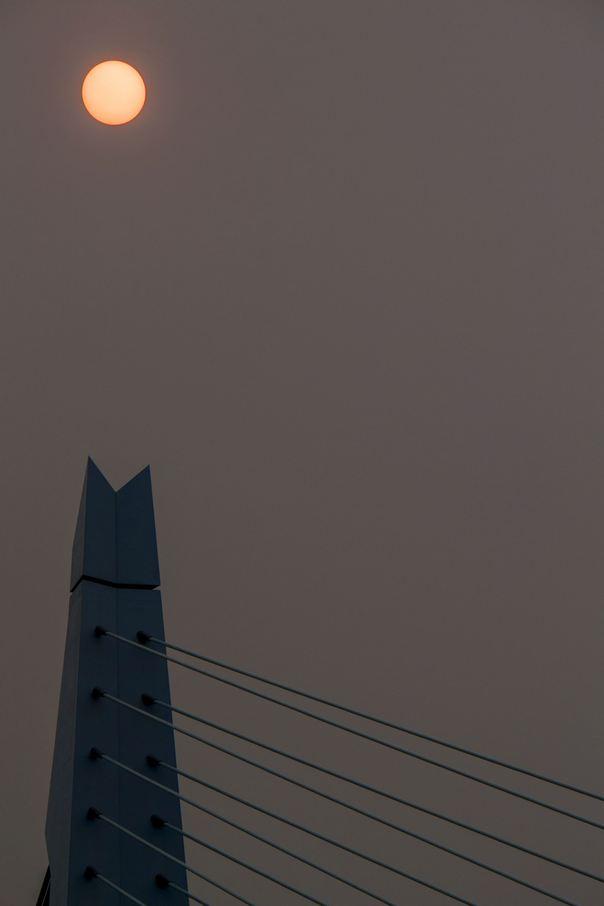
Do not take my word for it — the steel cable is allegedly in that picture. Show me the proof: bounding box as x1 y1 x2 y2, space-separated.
91 749 476 905
97 629 602 825
156 874 210 905
91 695 583 905
88 807 257 905
137 688 604 835
83 867 151 906
91 807 326 905
156 756 604 887
156 814 399 906
137 630 604 805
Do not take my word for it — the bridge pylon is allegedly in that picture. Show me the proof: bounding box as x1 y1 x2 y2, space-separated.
44 458 188 904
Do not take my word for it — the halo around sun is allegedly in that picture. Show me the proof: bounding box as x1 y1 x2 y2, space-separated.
82 61 146 126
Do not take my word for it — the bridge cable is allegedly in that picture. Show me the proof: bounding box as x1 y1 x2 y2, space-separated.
156 874 210 905
92 777 404 906
155 755 604 886
150 752 582 906
90 807 328 905
89 699 584 906
83 866 151 906
136 629 604 805
87 807 259 906
91 749 475 906
94 688 604 842
153 814 398 906
97 629 602 821
137 687 604 834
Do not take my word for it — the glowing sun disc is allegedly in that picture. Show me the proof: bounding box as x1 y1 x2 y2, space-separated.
82 60 146 126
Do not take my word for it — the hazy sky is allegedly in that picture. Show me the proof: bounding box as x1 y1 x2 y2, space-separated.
2 2 603 904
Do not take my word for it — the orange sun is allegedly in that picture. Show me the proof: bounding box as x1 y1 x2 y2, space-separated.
82 60 146 126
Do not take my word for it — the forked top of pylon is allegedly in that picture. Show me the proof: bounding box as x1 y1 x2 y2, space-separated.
70 457 160 590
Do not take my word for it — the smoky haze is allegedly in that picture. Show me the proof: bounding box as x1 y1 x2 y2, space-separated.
1 1 603 903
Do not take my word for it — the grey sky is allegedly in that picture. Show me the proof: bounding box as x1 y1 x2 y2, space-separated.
1 2 603 903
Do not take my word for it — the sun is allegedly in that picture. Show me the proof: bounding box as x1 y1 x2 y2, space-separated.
82 60 146 126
